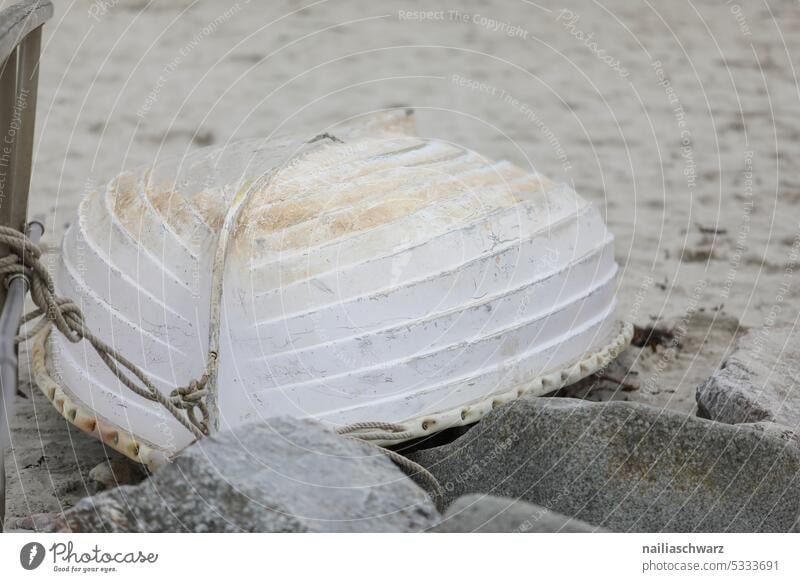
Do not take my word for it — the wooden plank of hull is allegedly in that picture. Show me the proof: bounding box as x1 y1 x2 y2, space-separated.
223 267 619 401
231 243 618 381
236 204 609 345
225 303 622 428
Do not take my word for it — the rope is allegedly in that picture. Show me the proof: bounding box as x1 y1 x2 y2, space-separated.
337 422 444 512
336 421 417 442
0 225 211 439
1 225 444 509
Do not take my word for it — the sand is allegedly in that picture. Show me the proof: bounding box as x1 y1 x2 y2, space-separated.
4 0 800 526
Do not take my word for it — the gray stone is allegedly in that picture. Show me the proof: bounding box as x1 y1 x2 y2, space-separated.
52 417 438 532
410 398 800 532
697 325 800 438
88 459 146 491
4 512 60 532
433 494 602 532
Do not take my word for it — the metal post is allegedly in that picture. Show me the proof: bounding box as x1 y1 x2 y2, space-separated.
0 48 18 311
11 26 41 232
0 0 54 532
0 220 44 531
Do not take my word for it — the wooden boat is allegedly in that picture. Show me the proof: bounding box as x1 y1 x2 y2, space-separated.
32 111 632 468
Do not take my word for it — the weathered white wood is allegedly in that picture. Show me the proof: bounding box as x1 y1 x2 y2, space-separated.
40 111 630 455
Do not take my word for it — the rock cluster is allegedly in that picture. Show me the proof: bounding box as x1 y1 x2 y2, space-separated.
52 418 438 533
409 398 800 532
46 323 800 533
697 324 800 441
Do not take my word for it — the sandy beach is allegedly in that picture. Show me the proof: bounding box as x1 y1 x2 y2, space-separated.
4 0 800 525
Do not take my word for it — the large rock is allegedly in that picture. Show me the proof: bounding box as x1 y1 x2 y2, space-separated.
433 494 601 532
52 418 438 532
410 398 800 532
697 325 800 437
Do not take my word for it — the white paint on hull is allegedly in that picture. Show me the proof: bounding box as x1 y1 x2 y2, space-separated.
43 111 630 455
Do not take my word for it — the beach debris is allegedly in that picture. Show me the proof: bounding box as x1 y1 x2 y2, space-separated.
552 346 640 400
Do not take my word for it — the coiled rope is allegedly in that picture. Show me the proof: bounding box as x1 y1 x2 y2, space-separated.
0 225 443 511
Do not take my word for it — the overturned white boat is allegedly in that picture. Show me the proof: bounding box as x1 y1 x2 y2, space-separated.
32 111 632 468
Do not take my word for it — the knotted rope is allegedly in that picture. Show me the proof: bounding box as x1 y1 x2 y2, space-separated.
0 225 211 439
1 225 444 511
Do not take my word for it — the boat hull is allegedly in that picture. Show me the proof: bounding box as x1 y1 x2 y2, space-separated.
32 111 632 466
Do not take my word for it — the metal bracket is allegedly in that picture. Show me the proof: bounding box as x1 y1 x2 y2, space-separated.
0 0 53 531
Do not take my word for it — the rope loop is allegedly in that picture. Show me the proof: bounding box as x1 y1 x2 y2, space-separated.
169 352 216 431
337 423 444 511
0 225 210 439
